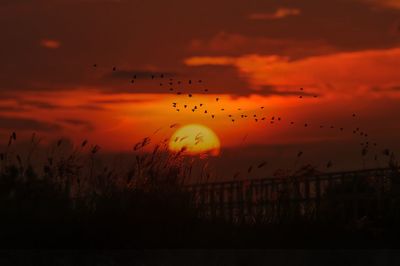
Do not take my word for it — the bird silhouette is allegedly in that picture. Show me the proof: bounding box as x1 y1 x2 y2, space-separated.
257 161 267 168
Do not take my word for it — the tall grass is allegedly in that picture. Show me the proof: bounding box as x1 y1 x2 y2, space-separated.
1 132 400 248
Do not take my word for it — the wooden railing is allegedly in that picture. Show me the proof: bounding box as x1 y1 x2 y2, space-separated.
185 168 400 223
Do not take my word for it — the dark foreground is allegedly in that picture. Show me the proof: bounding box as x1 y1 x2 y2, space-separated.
2 139 400 250
1 250 400 266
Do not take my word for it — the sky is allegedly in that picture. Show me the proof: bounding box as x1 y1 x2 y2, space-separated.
1 0 400 176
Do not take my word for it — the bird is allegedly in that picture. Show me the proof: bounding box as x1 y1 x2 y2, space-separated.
112 66 116 71
188 94 192 97
257 161 267 168
326 161 332 168
216 97 219 102
93 64 97 68
297 151 303 157
211 115 215 118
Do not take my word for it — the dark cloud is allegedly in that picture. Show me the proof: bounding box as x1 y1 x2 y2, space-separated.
255 86 319 97
61 119 94 130
370 85 400 92
0 116 61 132
73 104 106 111
0 104 26 112
1 0 399 96
17 99 60 109
91 98 153 104
105 70 177 80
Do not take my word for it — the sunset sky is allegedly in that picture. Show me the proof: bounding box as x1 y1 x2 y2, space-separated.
1 0 400 176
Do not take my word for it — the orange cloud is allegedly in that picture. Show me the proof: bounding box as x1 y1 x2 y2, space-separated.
40 39 61 49
248 8 301 20
188 32 335 58
185 47 400 95
363 0 400 9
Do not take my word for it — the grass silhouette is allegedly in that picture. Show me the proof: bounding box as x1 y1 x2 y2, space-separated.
1 132 400 248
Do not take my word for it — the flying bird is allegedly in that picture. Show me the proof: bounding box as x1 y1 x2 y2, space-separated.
257 161 267 168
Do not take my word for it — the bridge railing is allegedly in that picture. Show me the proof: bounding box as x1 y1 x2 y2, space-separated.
185 167 400 223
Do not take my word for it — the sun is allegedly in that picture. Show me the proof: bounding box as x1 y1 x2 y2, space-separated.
169 124 221 156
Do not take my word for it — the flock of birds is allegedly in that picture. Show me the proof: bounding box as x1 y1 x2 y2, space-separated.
92 64 391 176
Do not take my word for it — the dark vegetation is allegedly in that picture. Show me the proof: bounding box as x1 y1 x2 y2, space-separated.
1 132 400 249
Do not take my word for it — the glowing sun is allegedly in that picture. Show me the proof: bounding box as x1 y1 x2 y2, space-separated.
169 124 221 156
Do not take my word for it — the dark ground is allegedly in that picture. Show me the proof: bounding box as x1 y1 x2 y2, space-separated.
0 250 400 266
